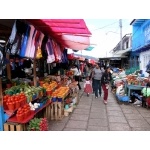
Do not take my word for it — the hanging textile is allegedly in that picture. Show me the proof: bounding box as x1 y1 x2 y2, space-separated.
41 36 48 59
29 30 38 58
25 25 35 57
51 40 63 62
61 48 68 63
46 39 55 63
20 24 31 57
6 20 27 55
33 31 41 58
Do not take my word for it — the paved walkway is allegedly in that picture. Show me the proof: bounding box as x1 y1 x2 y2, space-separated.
49 88 150 131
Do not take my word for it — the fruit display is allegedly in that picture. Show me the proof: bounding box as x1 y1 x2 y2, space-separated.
66 70 74 76
41 81 58 96
16 104 31 121
126 75 148 86
51 87 69 102
3 93 27 111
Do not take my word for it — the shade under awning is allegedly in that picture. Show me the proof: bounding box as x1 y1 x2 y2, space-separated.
27 19 92 50
114 48 131 56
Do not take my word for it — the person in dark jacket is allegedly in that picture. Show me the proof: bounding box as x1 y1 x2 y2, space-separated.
101 67 112 104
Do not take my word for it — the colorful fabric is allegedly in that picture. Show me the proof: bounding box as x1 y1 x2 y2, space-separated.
46 39 55 63
25 25 35 57
20 25 30 57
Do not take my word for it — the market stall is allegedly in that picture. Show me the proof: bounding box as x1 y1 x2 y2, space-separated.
0 19 91 131
112 70 149 105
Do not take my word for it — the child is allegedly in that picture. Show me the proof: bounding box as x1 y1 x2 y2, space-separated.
84 76 93 96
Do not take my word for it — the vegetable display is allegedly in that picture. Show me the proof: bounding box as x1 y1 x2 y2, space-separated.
3 93 27 110
16 104 31 121
28 118 48 131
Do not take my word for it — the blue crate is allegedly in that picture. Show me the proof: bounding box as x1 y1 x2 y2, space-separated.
52 97 57 102
116 94 129 102
58 98 63 102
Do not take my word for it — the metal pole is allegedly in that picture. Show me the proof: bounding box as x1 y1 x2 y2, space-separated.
119 19 123 50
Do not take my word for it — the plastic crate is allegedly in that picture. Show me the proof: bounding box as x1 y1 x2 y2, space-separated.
116 94 129 102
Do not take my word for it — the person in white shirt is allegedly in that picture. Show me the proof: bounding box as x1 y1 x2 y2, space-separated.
70 65 81 90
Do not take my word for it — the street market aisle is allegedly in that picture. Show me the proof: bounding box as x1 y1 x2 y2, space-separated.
48 89 150 131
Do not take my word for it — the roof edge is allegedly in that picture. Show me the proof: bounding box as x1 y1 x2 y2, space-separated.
130 19 136 25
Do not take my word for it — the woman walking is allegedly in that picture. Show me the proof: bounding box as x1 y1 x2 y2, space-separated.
101 67 112 104
92 64 104 98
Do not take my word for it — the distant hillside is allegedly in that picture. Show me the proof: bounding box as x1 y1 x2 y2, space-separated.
74 54 98 61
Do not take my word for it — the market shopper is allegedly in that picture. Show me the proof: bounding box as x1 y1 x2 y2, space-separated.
92 64 104 98
84 76 93 96
70 65 81 90
101 67 112 104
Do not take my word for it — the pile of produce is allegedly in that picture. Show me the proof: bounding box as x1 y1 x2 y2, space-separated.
52 87 69 99
24 86 45 102
66 71 74 76
126 75 149 86
3 93 27 110
28 118 48 131
41 81 58 95
4 84 45 102
16 104 31 121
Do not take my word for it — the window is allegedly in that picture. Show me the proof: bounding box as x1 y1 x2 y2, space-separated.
126 41 129 49
143 54 150 68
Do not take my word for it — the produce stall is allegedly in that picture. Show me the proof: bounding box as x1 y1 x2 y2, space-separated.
0 19 91 131
112 72 149 105
39 75 79 120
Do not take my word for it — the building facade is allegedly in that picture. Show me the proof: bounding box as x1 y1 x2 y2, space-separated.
109 33 132 69
131 19 150 77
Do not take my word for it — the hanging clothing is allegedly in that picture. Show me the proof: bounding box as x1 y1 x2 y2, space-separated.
41 36 48 59
6 20 27 55
25 25 35 57
29 29 38 58
46 39 55 63
20 24 31 57
61 48 68 63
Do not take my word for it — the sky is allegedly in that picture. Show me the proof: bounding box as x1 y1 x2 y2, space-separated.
75 19 132 58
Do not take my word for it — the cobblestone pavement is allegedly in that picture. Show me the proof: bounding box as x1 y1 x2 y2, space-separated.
48 87 150 131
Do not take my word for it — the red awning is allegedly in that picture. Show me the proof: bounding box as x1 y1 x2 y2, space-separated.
27 19 91 50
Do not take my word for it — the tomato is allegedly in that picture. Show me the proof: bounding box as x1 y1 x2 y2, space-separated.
18 108 22 111
10 97 14 101
3 95 8 100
